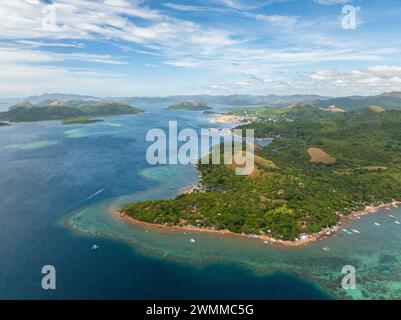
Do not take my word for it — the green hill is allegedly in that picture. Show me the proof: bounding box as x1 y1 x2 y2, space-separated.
312 92 401 111
123 105 401 241
165 101 212 111
0 100 144 123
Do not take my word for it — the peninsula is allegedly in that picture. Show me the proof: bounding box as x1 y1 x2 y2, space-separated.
0 100 143 123
165 101 212 111
122 105 401 243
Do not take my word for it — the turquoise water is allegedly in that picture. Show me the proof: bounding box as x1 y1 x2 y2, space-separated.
1 104 400 299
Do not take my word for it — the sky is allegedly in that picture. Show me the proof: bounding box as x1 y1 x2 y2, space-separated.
0 0 401 98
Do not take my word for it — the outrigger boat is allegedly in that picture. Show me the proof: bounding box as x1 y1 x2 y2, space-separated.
342 228 353 235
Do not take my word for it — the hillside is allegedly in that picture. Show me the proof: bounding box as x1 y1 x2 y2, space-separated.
165 101 212 111
312 92 401 110
123 105 401 241
0 100 143 123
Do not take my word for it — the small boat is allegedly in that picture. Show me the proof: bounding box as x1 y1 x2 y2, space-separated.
190 239 196 243
389 215 396 219
263 241 269 244
374 222 380 226
92 244 99 251
352 229 360 234
395 221 401 225
342 228 353 235
322 247 330 252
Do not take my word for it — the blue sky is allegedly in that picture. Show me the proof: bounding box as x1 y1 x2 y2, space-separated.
0 0 400 97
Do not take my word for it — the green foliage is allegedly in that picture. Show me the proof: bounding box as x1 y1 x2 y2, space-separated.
62 117 103 125
0 100 143 122
124 106 401 240
165 101 212 111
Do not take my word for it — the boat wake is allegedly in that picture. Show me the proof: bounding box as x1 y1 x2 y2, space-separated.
67 189 105 210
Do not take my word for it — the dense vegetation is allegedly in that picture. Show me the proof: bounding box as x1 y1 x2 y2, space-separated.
312 92 401 110
123 105 401 240
165 101 212 111
62 117 103 125
0 100 143 122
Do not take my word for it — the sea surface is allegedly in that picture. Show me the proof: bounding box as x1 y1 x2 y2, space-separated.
1 103 401 300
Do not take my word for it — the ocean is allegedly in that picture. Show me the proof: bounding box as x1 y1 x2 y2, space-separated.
1 104 400 300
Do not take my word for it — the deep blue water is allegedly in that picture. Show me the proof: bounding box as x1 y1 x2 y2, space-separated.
0 105 329 300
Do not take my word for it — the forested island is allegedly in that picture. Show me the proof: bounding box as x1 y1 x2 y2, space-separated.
0 100 143 123
165 101 212 111
62 117 104 125
123 104 401 242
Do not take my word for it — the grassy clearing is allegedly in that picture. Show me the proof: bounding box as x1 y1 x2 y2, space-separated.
307 147 337 165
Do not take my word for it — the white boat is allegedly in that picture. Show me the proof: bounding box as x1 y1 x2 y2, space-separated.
190 239 196 243
92 244 99 251
374 222 380 226
395 221 401 225
352 229 360 234
389 215 396 219
322 247 330 252
342 228 353 235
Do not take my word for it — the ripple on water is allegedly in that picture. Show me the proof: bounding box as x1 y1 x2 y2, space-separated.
64 163 401 300
64 129 90 138
6 140 59 150
102 122 123 128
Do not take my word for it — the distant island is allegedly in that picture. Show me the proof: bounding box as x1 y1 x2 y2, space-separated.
62 117 104 125
165 101 212 111
0 100 144 123
11 91 401 110
121 104 401 244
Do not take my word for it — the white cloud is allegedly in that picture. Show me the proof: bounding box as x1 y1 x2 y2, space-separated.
216 0 273 10
308 65 401 94
313 0 349 5
164 3 207 12
0 0 400 97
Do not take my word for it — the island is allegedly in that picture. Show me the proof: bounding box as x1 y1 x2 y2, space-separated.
0 100 144 123
121 104 401 244
62 117 104 125
165 101 212 111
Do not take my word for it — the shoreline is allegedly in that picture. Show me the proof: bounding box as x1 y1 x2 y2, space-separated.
209 113 241 124
114 200 401 248
114 113 401 248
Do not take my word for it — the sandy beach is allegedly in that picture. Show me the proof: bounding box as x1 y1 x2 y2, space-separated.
209 113 241 124
114 200 401 248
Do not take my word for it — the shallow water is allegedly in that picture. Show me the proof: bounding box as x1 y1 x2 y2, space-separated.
1 106 400 299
